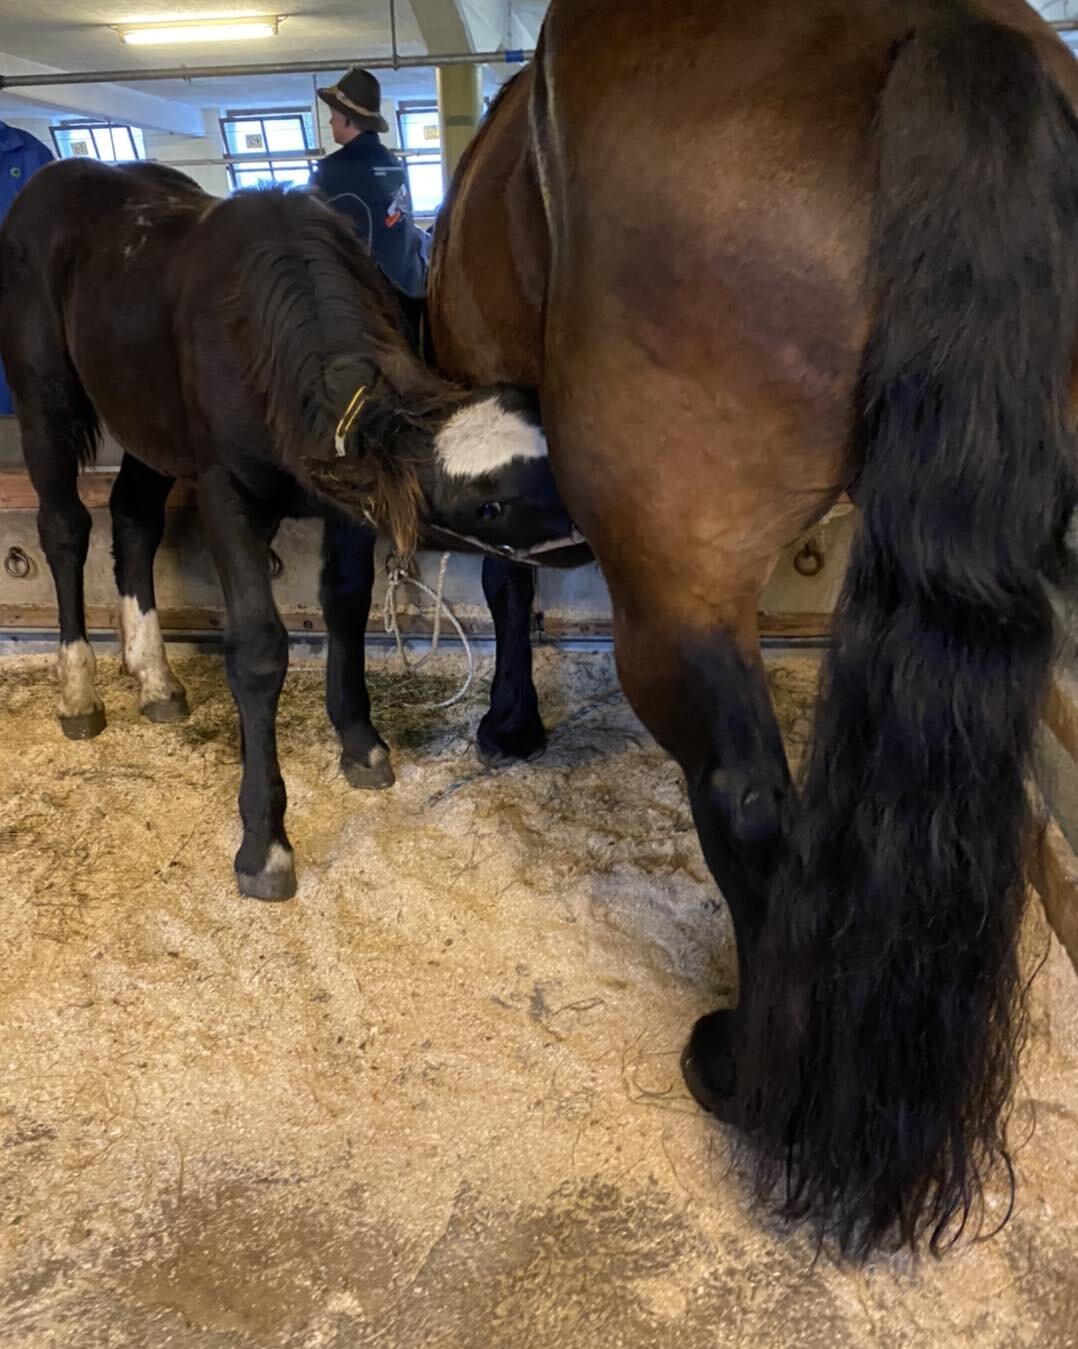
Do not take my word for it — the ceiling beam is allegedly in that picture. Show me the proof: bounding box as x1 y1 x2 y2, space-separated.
0 52 204 135
454 1 542 51
455 0 507 53
408 0 473 52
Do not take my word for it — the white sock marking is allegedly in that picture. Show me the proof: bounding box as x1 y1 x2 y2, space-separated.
119 596 184 707
57 640 102 718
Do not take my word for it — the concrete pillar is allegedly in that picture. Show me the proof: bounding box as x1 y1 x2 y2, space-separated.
436 64 483 189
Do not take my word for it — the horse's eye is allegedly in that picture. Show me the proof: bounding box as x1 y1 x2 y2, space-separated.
478 502 503 521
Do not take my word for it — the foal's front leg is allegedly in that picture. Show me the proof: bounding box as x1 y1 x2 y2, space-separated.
199 466 294 901
320 514 394 789
477 557 546 766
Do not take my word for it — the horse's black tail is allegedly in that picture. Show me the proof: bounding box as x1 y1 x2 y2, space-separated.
739 15 1078 1256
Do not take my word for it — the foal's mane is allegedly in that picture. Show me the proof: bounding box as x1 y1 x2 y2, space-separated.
221 188 447 551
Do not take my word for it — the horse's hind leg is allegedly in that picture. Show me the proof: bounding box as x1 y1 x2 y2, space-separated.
320 514 394 789
610 590 792 1111
477 557 546 766
110 453 188 722
22 428 104 740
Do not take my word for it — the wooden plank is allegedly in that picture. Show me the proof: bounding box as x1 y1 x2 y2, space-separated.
541 613 836 642
1030 821 1078 978
0 603 488 638
0 603 836 642
0 470 197 512
0 605 833 641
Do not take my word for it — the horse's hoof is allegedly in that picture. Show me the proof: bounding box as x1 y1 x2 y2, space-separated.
59 707 107 740
237 865 297 902
341 747 395 791
476 724 547 768
236 844 297 902
477 711 546 768
141 692 190 724
477 743 546 769
681 1010 741 1123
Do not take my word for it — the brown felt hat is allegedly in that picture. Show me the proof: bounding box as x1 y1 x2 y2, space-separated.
317 67 389 134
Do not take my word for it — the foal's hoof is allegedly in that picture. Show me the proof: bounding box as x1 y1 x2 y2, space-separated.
59 707 107 741
342 747 396 791
141 692 190 724
476 720 547 769
476 742 547 770
236 844 297 902
681 1010 741 1124
477 706 547 769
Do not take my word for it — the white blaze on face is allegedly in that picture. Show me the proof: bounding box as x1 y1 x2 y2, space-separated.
57 640 102 719
434 398 548 479
119 596 185 708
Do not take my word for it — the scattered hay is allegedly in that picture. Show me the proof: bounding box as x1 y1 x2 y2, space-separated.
0 646 1075 1348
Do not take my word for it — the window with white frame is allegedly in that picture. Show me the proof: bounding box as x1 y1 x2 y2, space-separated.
396 102 443 216
220 109 318 191
51 123 146 162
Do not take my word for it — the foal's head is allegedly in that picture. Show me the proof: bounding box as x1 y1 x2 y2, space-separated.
424 386 573 553
307 378 572 557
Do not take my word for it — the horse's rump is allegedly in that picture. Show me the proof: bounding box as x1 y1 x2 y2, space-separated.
437 0 1078 1255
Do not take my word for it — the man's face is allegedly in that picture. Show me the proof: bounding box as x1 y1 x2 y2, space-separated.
329 109 353 145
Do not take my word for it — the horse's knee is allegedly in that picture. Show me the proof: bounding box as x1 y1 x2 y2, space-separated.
225 613 287 693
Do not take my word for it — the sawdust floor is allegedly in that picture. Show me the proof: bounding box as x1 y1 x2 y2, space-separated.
1 647 1078 1348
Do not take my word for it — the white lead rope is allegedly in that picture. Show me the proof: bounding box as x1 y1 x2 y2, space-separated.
383 551 477 709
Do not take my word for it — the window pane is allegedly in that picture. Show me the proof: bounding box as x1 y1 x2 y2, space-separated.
226 119 268 155
53 124 143 163
407 158 444 214
264 117 307 154
400 109 440 152
270 160 314 186
92 126 139 161
55 129 98 159
233 164 275 190
223 114 312 158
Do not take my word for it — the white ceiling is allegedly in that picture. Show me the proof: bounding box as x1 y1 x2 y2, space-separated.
0 0 546 121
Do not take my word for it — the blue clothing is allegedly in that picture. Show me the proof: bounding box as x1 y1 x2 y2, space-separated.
1 123 54 413
311 132 427 299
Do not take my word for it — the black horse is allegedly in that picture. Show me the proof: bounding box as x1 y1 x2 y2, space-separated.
0 158 575 900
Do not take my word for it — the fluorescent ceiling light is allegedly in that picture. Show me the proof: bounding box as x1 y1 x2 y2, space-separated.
116 16 279 45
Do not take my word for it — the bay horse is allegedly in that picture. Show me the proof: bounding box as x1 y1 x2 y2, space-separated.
0 158 576 900
429 0 1078 1255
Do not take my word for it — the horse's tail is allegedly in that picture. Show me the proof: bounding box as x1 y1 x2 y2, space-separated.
225 190 429 552
740 14 1078 1255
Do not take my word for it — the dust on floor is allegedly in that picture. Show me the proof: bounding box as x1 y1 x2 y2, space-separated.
0 647 1076 1348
